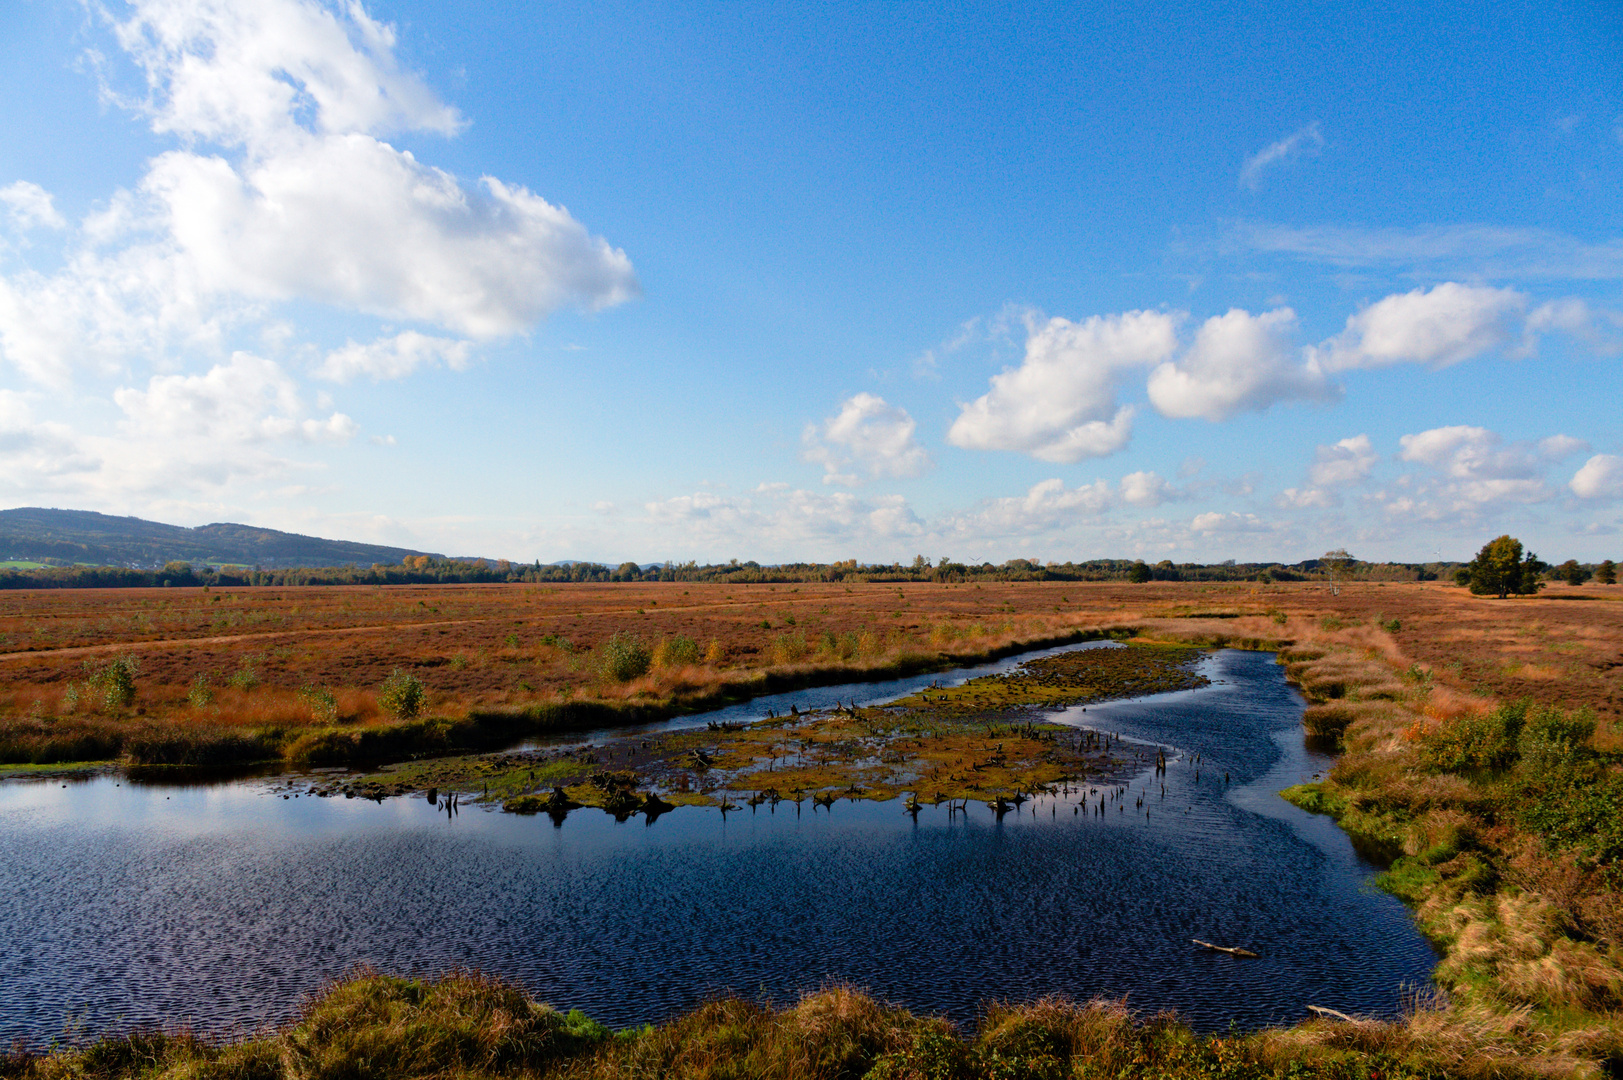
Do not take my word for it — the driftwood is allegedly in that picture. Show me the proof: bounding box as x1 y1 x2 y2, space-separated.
1305 1005 1361 1023
1192 938 1260 958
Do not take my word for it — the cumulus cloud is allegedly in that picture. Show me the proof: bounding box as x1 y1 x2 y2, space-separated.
1308 434 1378 487
1396 425 1588 507
115 352 355 444
957 478 1116 534
1274 434 1379 509
947 310 1178 462
1145 307 1336 421
1239 122 1323 190
802 393 932 485
1571 454 1623 500
1276 487 1335 509
1120 470 1173 507
1311 283 1527 371
110 0 463 145
0 182 65 230
0 0 636 392
946 471 1182 538
1189 511 1272 535
643 486 924 553
1526 298 1623 355
142 140 637 337
318 331 472 382
0 0 640 514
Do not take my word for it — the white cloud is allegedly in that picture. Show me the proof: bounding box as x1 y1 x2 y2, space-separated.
0 0 636 394
1277 487 1335 509
1146 307 1336 420
110 0 463 146
115 352 354 444
1571 454 1623 500
957 478 1116 534
1313 283 1526 371
643 485 924 553
1189 511 1271 535
802 393 932 485
1526 298 1623 355
0 182 66 230
1120 470 1172 507
142 136 637 338
1395 424 1588 509
1308 434 1377 487
1239 122 1322 190
947 310 1178 462
318 331 473 382
1241 222 1623 281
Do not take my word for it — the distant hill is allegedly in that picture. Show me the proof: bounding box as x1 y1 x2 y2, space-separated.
0 508 444 570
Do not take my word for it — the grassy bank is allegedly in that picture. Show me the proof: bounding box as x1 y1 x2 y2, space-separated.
1246 622 1623 1078
313 642 1204 813
0 625 1140 776
0 968 1565 1080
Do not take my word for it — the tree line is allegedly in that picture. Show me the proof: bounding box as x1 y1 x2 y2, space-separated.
0 553 1465 590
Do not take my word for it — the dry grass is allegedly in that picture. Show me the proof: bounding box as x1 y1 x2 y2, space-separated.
10 970 1603 1080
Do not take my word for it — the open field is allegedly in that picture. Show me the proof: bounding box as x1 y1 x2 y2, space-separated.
1 578 1618 769
5 579 1623 1075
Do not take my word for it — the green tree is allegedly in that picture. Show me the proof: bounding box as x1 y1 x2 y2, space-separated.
1598 559 1618 585
1465 535 1545 598
1127 560 1152 583
1554 559 1589 586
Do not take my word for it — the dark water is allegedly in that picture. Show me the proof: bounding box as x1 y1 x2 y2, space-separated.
0 649 1437 1044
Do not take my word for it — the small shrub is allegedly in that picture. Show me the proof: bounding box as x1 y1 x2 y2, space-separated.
228 664 260 692
378 669 426 719
503 633 520 648
704 638 726 665
1421 701 1525 774
597 632 651 682
769 632 808 665
187 674 214 709
78 656 139 713
298 684 339 724
653 635 701 669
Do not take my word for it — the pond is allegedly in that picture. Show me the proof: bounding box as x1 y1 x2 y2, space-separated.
0 647 1437 1045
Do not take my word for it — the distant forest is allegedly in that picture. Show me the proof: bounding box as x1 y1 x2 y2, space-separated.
0 506 1469 590
0 554 1451 590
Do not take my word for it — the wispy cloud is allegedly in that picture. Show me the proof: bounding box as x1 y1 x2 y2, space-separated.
1239 221 1623 281
1239 122 1322 190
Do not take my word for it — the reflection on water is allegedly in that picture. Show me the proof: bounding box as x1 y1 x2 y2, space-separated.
0 649 1436 1044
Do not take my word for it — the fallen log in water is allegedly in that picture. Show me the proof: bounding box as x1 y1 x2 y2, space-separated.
1306 1005 1360 1023
1192 938 1260 958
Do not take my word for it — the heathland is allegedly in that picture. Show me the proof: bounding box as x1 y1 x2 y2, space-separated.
3 578 1622 1077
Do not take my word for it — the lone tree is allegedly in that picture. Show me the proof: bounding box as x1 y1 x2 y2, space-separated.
1465 535 1546 598
1321 549 1355 595
1599 559 1618 585
1128 560 1152 583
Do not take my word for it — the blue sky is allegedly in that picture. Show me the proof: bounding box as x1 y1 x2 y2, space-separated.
0 0 1619 564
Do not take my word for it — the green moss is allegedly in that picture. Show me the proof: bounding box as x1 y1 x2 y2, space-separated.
1278 782 1346 817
